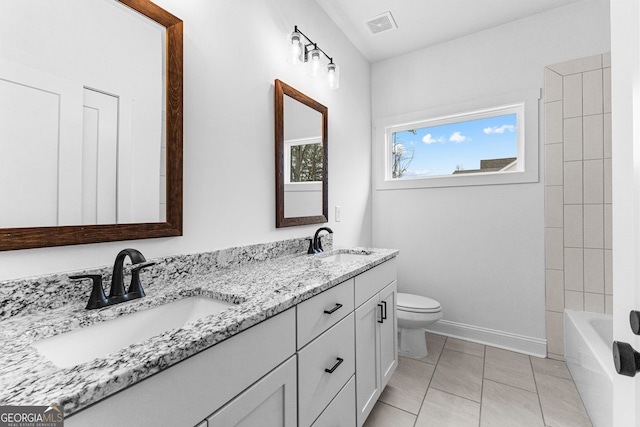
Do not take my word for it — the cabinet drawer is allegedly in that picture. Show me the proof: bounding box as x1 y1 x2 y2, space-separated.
297 279 354 349
355 258 397 307
311 375 356 427
298 313 355 427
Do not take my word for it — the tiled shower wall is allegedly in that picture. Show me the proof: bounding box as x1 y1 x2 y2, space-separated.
544 53 612 359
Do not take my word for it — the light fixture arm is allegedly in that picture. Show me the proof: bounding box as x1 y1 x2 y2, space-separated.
293 26 334 64
289 25 339 89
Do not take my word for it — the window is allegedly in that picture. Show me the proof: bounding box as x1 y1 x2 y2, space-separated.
375 90 540 189
391 110 519 178
285 137 322 184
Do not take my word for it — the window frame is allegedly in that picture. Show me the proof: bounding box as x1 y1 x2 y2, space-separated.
374 89 540 190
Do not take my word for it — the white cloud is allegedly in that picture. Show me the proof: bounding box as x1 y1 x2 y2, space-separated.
422 134 445 144
483 124 516 134
449 131 470 143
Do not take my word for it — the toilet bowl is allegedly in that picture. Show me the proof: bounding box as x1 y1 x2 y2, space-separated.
397 293 442 358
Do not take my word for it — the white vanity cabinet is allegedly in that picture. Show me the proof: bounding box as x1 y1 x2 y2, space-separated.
65 308 297 427
354 259 398 427
65 257 398 427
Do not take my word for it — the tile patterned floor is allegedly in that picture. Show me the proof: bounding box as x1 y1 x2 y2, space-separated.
363 333 593 427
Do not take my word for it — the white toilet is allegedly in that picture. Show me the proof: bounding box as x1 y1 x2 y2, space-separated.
397 293 442 358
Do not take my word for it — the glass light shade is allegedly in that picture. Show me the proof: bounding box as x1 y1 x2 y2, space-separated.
307 48 324 79
287 31 302 64
326 62 339 90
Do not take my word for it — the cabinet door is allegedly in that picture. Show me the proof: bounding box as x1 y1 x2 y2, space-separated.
311 375 356 427
379 281 398 387
206 356 297 427
355 293 381 427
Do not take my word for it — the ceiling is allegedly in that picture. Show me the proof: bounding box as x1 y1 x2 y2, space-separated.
315 0 585 63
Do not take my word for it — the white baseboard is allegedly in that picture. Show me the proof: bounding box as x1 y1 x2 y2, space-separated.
425 319 547 358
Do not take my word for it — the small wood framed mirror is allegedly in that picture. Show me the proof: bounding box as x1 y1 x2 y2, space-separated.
274 80 328 228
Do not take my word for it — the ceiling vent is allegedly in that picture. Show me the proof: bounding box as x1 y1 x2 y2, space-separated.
365 11 398 35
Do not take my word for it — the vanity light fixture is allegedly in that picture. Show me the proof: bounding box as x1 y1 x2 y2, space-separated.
287 25 339 90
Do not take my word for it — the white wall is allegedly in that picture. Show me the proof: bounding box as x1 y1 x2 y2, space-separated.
372 0 610 352
0 0 372 280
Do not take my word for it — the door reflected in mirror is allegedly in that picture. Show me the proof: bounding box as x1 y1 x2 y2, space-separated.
0 0 183 251
0 0 165 228
275 80 328 228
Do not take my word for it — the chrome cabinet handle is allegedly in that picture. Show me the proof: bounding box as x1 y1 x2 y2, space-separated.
381 300 387 320
324 303 343 315
324 357 344 374
377 303 384 323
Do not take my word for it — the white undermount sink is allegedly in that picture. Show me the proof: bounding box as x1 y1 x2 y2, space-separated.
321 251 372 263
32 296 236 368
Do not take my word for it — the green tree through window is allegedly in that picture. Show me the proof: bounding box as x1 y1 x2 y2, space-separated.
290 143 323 182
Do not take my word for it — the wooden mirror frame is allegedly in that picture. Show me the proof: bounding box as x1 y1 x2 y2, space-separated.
275 79 328 228
0 0 183 251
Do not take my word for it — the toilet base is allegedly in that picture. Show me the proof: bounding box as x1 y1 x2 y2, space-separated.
398 327 428 359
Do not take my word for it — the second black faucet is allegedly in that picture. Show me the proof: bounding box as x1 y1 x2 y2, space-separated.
308 227 333 254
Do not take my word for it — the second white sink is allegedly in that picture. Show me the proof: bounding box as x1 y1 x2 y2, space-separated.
33 296 236 368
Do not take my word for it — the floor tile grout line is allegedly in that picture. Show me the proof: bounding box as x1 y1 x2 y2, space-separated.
411 336 446 426
441 346 485 359
483 377 540 395
429 333 446 366
411 367 433 427
424 386 482 406
531 358 573 381
530 354 549 426
376 400 419 420
481 373 539 394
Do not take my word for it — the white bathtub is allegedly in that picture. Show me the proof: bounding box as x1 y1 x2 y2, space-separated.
564 309 613 427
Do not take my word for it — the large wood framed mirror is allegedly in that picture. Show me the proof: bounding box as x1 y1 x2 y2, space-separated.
275 80 328 228
0 0 183 251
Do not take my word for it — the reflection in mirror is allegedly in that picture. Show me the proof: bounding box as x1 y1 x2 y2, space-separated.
275 80 328 228
0 0 183 250
1 0 164 227
284 96 323 218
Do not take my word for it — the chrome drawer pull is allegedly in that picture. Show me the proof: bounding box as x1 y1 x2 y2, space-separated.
323 303 343 315
324 357 344 374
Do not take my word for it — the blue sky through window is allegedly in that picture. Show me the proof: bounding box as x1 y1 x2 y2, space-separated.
392 113 518 177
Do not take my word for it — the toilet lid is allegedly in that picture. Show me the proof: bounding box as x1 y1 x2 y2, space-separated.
397 293 441 313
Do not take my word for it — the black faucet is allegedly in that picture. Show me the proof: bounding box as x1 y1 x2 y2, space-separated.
70 248 155 310
308 227 333 254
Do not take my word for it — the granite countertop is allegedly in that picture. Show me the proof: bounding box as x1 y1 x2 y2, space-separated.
0 247 398 416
